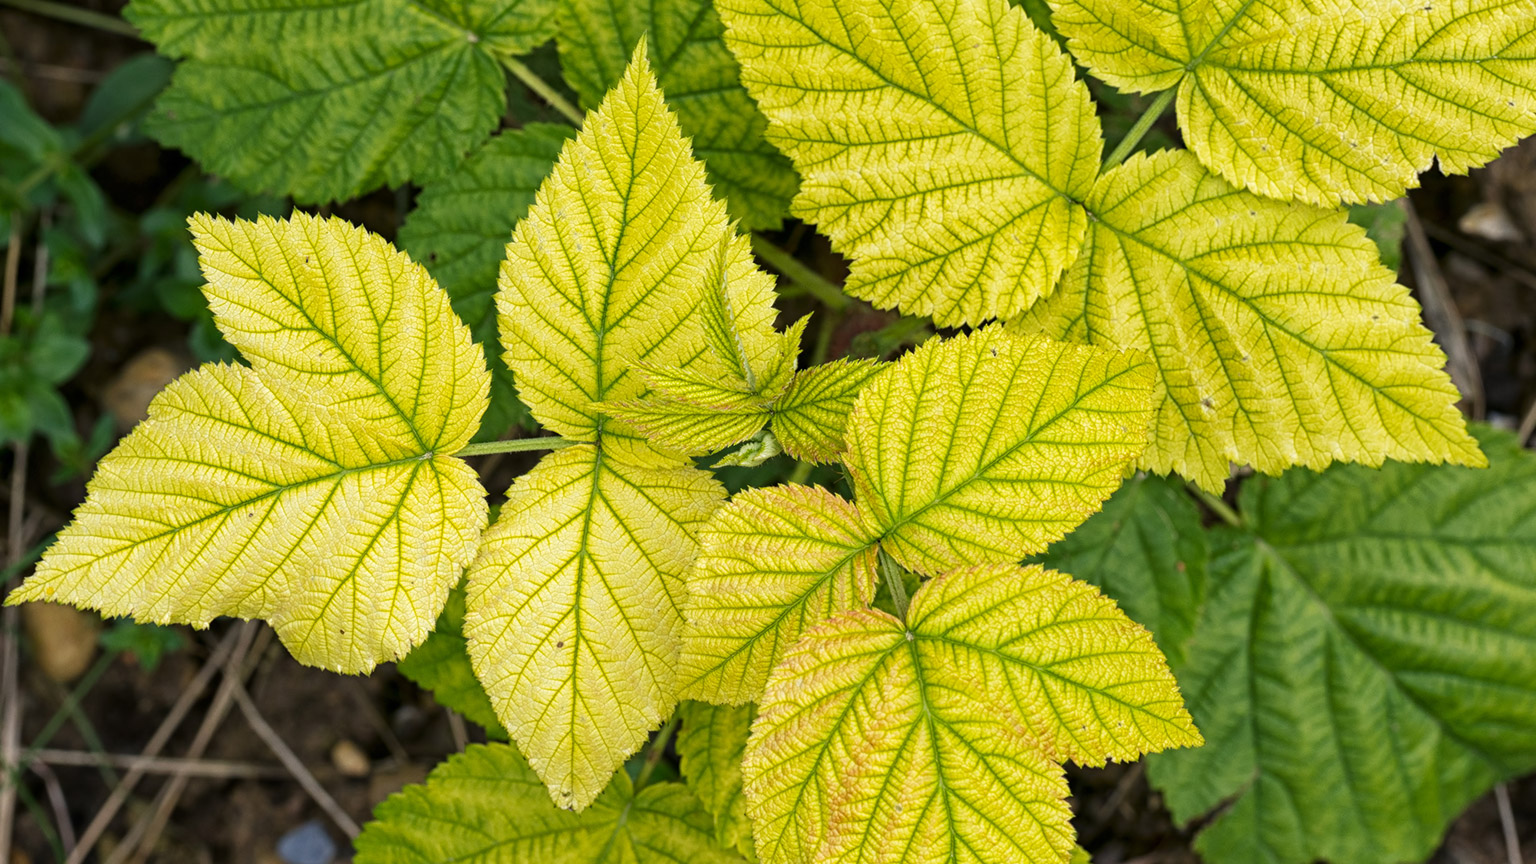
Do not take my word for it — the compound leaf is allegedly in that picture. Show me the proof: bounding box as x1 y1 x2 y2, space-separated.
1052 0 1536 204
354 742 743 863
9 214 490 674
1018 149 1483 490
464 445 724 811
1033 474 1207 666
602 398 772 456
744 564 1200 864
129 0 557 203
498 47 780 442
717 0 1102 326
679 484 878 704
770 359 884 463
1150 426 1536 864
678 701 756 855
399 124 575 337
845 327 1153 577
397 582 507 738
558 0 799 228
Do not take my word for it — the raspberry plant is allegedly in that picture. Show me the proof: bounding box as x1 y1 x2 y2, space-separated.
7 0 1536 862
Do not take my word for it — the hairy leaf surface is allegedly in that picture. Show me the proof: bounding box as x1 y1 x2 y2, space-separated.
1150 426 1536 864
9 213 490 673
680 484 878 704
354 742 742 863
558 0 798 228
1052 0 1536 204
678 701 756 855
465 445 723 811
717 0 1102 326
1034 474 1207 666
1019 150 1482 489
745 564 1200 864
129 0 557 203
845 328 1153 576
498 49 780 442
771 359 884 463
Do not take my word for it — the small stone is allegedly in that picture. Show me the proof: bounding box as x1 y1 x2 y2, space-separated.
21 602 99 682
101 348 191 431
276 820 336 864
330 739 370 778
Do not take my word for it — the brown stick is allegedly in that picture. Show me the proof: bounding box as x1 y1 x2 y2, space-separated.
28 749 285 780
66 622 255 864
232 682 361 837
1402 200 1485 419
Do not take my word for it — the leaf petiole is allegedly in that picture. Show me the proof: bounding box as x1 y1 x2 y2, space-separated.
1102 86 1177 170
1188 481 1242 527
455 436 577 457
878 547 911 622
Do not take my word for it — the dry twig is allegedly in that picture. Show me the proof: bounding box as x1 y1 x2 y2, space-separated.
30 749 285 780
1402 199 1485 420
232 682 361 837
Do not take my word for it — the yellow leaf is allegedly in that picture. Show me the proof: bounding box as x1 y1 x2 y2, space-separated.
1017 149 1483 489
845 328 1153 576
717 0 1101 326
10 213 489 674
497 46 781 441
1053 0 1536 204
680 484 878 704
771 358 885 463
743 564 1199 864
464 445 724 811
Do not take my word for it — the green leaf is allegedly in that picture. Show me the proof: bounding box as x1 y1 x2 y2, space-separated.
845 327 1153 577
744 563 1200 864
400 124 576 337
679 483 878 704
769 359 884 463
717 0 1102 326
129 0 557 203
1018 149 1483 490
498 47 781 444
396 582 507 739
465 445 724 810
1052 0 1536 204
1150 426 1536 864
678 701 756 856
1034 474 1206 667
1348 201 1408 272
354 742 744 863
557 0 799 228
8 213 491 674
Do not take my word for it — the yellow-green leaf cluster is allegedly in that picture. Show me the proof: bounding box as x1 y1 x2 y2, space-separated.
1051 0 1536 204
469 46 788 811
716 0 1102 326
8 212 492 674
744 564 1200 864
1017 150 1484 489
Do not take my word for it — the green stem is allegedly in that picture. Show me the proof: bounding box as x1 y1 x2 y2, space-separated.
634 715 680 791
456 436 576 457
1102 87 1177 170
16 84 163 200
785 461 814 485
5 649 119 792
878 548 911 622
1188 482 1242 528
0 0 139 37
501 57 584 127
750 234 851 311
